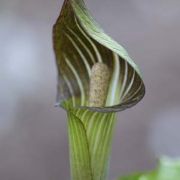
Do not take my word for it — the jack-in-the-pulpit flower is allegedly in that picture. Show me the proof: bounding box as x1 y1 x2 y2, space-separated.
53 0 145 180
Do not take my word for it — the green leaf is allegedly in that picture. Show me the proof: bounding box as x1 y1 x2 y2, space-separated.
119 174 142 180
53 0 145 112
118 157 180 180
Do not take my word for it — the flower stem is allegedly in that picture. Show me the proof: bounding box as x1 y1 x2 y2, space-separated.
67 108 117 180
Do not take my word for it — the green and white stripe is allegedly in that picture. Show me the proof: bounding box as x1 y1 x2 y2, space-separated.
53 1 145 180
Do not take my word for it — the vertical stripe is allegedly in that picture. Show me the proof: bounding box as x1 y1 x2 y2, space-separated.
119 61 128 102
64 55 86 106
65 32 91 76
121 69 135 101
67 26 96 63
106 53 121 106
63 75 76 107
75 17 103 63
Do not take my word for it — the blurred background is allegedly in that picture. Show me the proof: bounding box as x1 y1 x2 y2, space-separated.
0 0 180 179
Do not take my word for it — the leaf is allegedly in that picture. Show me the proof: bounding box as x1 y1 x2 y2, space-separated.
118 157 180 180
119 174 142 180
53 0 145 112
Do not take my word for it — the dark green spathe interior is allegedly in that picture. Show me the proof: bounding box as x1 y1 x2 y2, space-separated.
53 0 145 113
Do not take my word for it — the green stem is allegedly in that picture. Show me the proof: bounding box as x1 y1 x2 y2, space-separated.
67 108 117 180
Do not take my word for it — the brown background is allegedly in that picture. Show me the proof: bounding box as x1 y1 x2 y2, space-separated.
0 0 180 179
